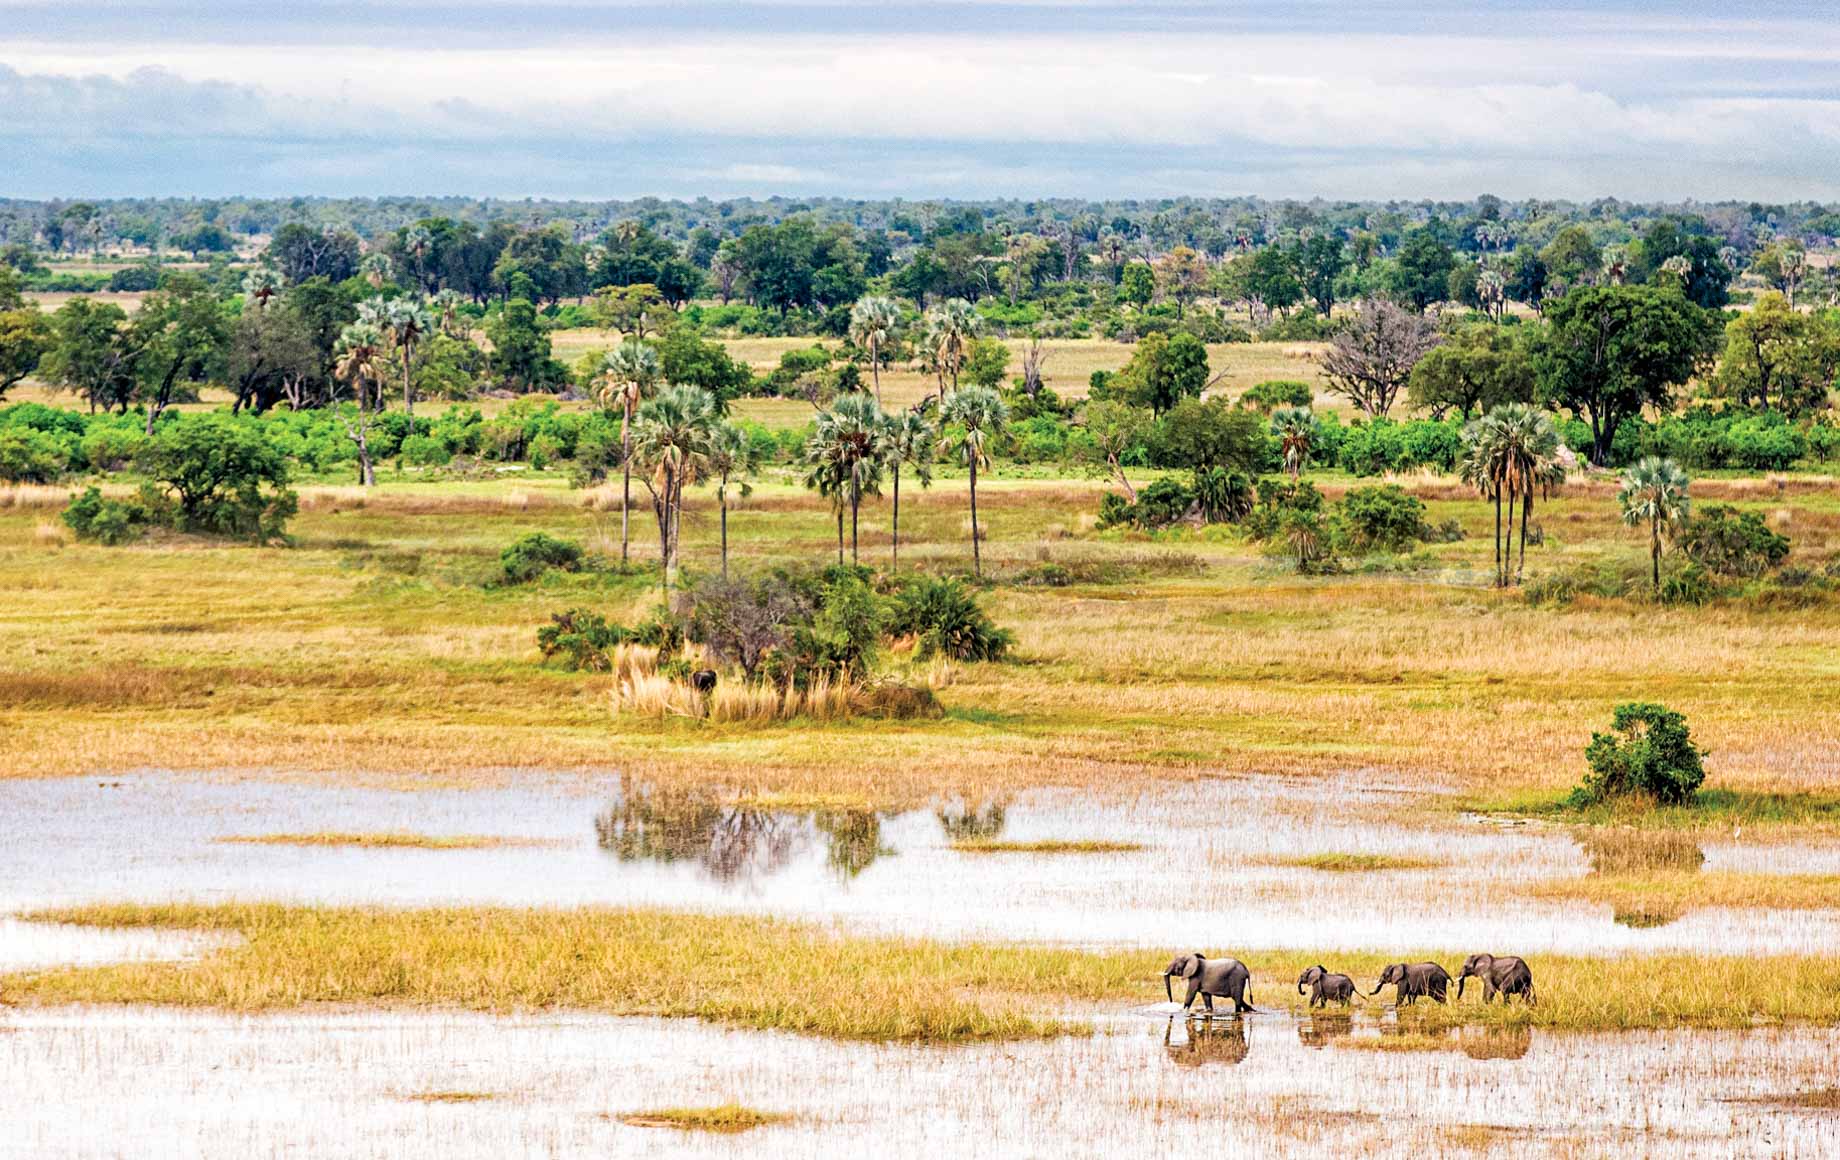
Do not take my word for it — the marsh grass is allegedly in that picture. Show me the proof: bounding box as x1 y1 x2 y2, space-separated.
949 839 1146 854
618 1104 792 1133
404 1090 496 1103
1730 1088 1840 1110
15 904 1840 1038
217 832 558 850
1270 853 1444 873
1476 789 1840 832
1528 871 1840 912
609 645 943 724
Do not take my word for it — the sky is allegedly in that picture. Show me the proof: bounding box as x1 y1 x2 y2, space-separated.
4 1 1840 201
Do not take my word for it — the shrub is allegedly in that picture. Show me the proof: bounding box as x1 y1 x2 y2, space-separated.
61 486 152 545
887 576 1014 662
399 434 453 467
136 413 297 542
1572 702 1707 807
0 426 67 483
1339 484 1431 552
1657 563 1717 606
1677 505 1789 578
536 608 630 671
1239 380 1314 412
500 532 584 583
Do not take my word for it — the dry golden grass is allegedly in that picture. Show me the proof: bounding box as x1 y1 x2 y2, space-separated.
404 1090 496 1104
1525 871 1840 913
949 839 1145 854
15 904 1840 1037
1268 853 1444 873
217 832 557 850
618 1104 792 1133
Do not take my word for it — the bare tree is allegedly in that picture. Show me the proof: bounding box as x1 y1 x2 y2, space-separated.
1320 300 1440 417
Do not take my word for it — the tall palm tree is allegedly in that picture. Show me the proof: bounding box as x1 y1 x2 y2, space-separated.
596 340 662 566
333 322 387 486
801 423 849 565
1459 411 1509 586
926 298 980 399
360 252 393 290
242 268 284 310
828 395 887 565
1270 406 1315 481
940 386 1009 577
1492 403 1566 585
883 408 936 570
384 298 435 418
849 295 898 405
630 385 718 588
431 288 466 338
1619 456 1691 593
705 421 763 579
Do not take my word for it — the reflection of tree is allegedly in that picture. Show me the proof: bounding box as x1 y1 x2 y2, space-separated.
595 787 804 884
1459 1024 1532 1060
1163 1017 1249 1068
1613 903 1685 929
815 809 893 881
936 799 1007 841
1297 1013 1353 1049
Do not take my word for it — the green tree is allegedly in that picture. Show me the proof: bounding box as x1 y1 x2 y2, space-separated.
1712 292 1839 416
1533 285 1710 466
1492 402 1566 585
1618 456 1692 592
1158 397 1267 473
807 395 886 565
883 408 936 570
40 297 137 414
137 413 298 542
485 275 562 390
1389 226 1456 312
704 420 764 578
962 336 1011 390
1270 405 1316 480
1407 324 1535 419
848 295 898 404
0 269 52 399
1576 702 1706 806
596 339 663 566
631 384 718 587
1079 399 1151 500
1115 331 1209 417
1537 226 1601 297
1295 234 1348 316
1119 262 1155 308
940 386 1009 576
383 298 435 417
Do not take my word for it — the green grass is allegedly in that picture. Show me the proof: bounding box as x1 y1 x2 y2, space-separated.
1269 853 1444 873
1471 788 1840 831
619 1104 792 1133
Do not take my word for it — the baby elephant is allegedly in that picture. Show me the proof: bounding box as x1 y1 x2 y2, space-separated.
1296 965 1360 1008
1164 952 1256 1015
1457 953 1536 1005
1372 961 1452 1005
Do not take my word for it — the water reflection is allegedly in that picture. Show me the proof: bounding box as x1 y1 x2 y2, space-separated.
594 787 893 885
1614 903 1686 930
936 800 1008 842
1458 1024 1533 1060
1163 1016 1250 1068
1297 1013 1354 1049
1575 829 1705 876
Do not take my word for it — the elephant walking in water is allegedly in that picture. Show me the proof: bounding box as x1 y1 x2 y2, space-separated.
1297 965 1361 1008
1164 952 1255 1014
1371 961 1452 1005
1457 953 1536 1005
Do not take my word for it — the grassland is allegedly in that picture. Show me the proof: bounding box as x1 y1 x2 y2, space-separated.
12 903 1840 1037
618 1105 793 1133
1269 853 1445 872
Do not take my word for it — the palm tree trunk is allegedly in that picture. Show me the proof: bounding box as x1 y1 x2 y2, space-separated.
850 483 860 565
836 508 844 566
720 492 729 580
1502 489 1515 589
403 345 414 419
1518 493 1532 584
1652 519 1662 592
1492 488 1502 587
870 339 881 405
891 466 901 570
969 458 982 577
620 426 632 566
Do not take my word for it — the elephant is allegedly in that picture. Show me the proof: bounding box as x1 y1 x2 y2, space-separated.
1164 952 1255 1014
1456 953 1536 1005
1164 1016 1250 1068
1296 965 1361 1008
1371 961 1451 1005
691 669 718 695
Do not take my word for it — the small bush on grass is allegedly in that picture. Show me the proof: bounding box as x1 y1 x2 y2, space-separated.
536 609 630 671
61 486 153 546
1571 703 1707 808
500 532 585 583
886 577 1014 661
1678 505 1789 578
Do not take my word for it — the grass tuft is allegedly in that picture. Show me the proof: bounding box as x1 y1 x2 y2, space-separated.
1270 853 1443 873
950 839 1146 855
619 1104 791 1133
217 832 558 850
404 1090 496 1103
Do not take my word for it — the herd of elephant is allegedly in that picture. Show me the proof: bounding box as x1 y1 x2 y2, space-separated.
1162 952 1536 1014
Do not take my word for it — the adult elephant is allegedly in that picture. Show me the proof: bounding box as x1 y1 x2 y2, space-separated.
1164 952 1255 1014
1371 961 1452 1005
1457 953 1536 1005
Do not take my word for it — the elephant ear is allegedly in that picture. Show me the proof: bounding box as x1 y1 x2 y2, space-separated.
1183 954 1203 979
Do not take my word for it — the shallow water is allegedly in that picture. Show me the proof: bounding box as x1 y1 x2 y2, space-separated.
2 772 1837 955
3 1007 1835 1158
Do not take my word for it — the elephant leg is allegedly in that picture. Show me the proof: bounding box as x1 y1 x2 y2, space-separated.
1203 993 1216 1014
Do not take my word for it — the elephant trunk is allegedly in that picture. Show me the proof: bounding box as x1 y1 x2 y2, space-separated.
1297 980 1306 997
1164 973 1173 1004
1457 976 1467 1000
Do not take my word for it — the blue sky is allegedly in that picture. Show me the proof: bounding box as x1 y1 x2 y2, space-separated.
4 1 1839 200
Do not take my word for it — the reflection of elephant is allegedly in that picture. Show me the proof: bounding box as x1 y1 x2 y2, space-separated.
1297 1012 1354 1049
1457 953 1536 1005
1164 1017 1250 1068
1459 1024 1533 1061
1371 962 1451 1005
1164 953 1255 1014
1297 965 1360 1008
936 800 1007 841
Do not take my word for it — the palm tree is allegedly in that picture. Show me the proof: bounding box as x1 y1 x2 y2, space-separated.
596 340 662 566
333 322 387 486
1459 412 1509 586
384 298 435 418
849 295 899 405
705 421 763 579
1619 456 1691 593
431 288 466 338
360 252 393 290
1492 403 1566 585
403 224 434 291
828 395 887 565
883 408 936 570
1270 406 1315 481
801 423 849 565
940 386 1009 577
242 268 284 310
926 298 980 399
630 385 718 588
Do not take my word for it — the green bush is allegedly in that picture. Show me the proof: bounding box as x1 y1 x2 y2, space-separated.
398 434 452 467
500 532 585 583
887 576 1014 662
1238 380 1313 412
1657 562 1717 606
0 425 68 482
1677 505 1789 578
61 486 152 545
535 608 630 671
1573 702 1707 807
1339 484 1432 552
136 413 297 542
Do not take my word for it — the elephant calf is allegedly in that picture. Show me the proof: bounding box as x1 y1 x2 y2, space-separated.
1164 952 1256 1014
1296 965 1360 1008
1457 953 1536 1005
1371 961 1452 1005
